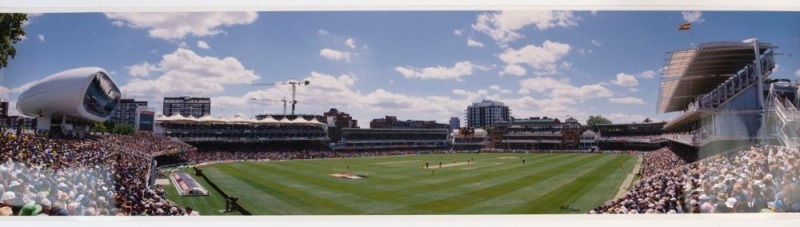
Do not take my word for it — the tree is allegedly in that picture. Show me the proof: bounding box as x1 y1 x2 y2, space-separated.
91 122 108 133
586 115 612 132
0 13 28 69
103 119 117 132
112 124 135 135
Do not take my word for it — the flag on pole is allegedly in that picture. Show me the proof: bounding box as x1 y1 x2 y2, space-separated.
678 23 691 30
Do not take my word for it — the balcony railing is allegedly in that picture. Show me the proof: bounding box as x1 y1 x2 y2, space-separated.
692 50 775 110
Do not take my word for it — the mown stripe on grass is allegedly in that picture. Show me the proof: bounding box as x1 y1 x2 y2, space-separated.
272 153 564 201
245 154 567 205
381 154 574 202
212 163 360 214
403 154 602 213
451 155 623 213
568 155 637 211
506 155 629 214
238 161 405 211
201 165 308 214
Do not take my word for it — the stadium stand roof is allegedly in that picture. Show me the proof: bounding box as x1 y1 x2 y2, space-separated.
156 114 324 125
657 41 775 113
595 122 667 127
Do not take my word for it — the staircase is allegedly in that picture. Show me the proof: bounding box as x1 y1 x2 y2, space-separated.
771 96 800 148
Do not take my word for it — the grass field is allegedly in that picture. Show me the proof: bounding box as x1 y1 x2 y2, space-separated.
165 153 636 215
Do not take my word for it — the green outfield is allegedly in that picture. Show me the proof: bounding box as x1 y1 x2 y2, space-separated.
165 153 637 215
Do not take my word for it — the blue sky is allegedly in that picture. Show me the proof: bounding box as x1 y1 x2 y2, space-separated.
1 11 799 127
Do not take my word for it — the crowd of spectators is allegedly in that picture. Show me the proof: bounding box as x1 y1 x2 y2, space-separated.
505 130 562 137
98 134 195 156
639 147 688 179
662 131 708 145
172 150 418 164
592 145 800 214
600 135 664 143
343 132 448 142
453 137 487 143
161 123 327 140
0 133 190 216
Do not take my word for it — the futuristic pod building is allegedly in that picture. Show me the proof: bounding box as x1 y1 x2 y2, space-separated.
16 67 122 132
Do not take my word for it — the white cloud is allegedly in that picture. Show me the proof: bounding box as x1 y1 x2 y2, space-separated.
590 11 598 17
178 41 188 48
681 11 705 24
203 70 625 125
104 12 258 40
318 29 329 35
319 48 353 62
394 61 490 81
345 38 356 49
498 40 571 76
577 48 592 56
466 37 485 48
4 100 19 116
149 49 158 54
472 11 579 45
501 64 527 76
37 34 44 42
609 97 645 105
212 71 480 123
120 48 260 99
611 73 639 87
518 77 612 101
389 80 395 84
126 62 158 77
551 84 613 101
197 40 210 49
606 113 649 124
112 21 125 27
0 86 9 100
795 69 800 77
454 29 463 36
489 85 512 93
8 78 47 95
591 40 602 46
18 35 26 41
639 70 657 79
22 13 43 27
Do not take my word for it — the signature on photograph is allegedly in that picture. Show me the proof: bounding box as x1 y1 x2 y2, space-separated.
560 204 581 213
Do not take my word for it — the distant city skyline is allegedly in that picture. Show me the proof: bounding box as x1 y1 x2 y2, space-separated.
1 11 799 127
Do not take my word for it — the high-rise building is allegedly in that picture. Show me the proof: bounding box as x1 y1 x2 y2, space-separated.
449 117 460 131
111 99 147 126
0 101 8 118
323 108 358 128
163 96 211 118
0 101 8 128
466 100 511 129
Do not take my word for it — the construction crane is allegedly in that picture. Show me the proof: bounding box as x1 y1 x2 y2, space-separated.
252 79 310 115
251 97 288 116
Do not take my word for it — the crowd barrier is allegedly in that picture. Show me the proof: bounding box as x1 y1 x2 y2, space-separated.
192 166 253 215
